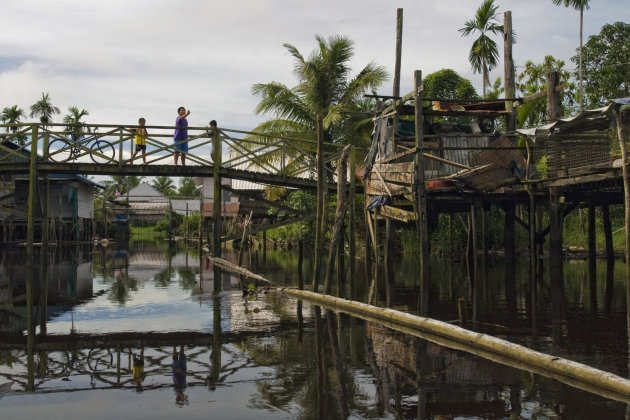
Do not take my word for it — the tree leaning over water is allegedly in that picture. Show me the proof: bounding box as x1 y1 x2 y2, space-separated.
459 0 504 98
249 35 388 291
29 92 60 126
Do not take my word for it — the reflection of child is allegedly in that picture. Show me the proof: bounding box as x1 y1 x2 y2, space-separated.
131 348 146 392
130 118 148 164
172 345 188 405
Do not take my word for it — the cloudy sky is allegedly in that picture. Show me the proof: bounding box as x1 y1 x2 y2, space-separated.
0 0 626 132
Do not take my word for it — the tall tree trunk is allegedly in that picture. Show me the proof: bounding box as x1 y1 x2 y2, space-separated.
313 114 325 291
580 6 584 112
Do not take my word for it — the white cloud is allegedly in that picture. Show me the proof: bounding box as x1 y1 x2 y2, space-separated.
0 0 624 132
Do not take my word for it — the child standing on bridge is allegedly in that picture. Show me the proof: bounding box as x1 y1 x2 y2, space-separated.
130 117 148 164
174 107 190 166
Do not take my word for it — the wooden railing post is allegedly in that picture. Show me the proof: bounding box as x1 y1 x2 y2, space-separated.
212 126 222 292
118 127 124 166
25 124 39 392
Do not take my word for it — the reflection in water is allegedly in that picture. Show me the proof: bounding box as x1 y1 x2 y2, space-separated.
0 240 628 418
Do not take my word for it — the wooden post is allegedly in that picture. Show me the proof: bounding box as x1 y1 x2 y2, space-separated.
602 203 614 264
324 145 351 295
25 124 38 392
262 229 267 262
212 126 222 292
298 235 304 290
588 201 597 287
414 70 430 316
529 189 537 305
199 180 203 258
503 11 516 131
547 71 562 122
613 106 630 343
26 124 39 254
549 187 564 301
385 10 403 292
393 8 403 101
349 147 356 300
504 202 516 311
337 222 346 299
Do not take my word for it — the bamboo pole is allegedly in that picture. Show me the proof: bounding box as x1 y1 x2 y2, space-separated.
285 288 630 403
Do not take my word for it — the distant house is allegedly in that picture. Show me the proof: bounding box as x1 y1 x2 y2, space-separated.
115 181 239 223
0 140 104 241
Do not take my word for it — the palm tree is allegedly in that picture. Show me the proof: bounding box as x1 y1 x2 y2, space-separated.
250 35 387 290
551 0 590 111
459 0 504 98
63 106 90 141
29 92 61 126
151 176 176 196
1 105 27 146
1 105 26 133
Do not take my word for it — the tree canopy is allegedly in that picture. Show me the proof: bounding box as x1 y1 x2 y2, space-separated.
576 21 630 107
516 55 575 127
30 92 60 125
422 69 479 100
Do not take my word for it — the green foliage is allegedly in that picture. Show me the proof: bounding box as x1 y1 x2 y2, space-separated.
155 209 183 233
99 176 143 200
535 154 549 179
0 105 27 145
267 190 316 244
563 205 625 251
151 176 176 196
30 92 60 125
459 0 504 96
422 69 479 100
177 177 200 198
178 211 200 236
247 35 387 172
577 22 630 107
63 106 90 141
516 55 576 127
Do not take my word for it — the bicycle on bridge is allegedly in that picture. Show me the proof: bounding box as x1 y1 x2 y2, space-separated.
47 129 116 164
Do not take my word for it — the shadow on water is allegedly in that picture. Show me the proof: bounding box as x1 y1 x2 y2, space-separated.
0 238 628 418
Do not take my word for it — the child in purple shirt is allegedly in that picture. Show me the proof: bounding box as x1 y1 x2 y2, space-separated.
174 106 190 166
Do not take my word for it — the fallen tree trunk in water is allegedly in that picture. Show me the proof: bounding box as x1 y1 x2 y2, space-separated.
208 260 630 403
210 257 271 284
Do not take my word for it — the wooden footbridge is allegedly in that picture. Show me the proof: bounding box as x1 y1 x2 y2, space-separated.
0 86 629 313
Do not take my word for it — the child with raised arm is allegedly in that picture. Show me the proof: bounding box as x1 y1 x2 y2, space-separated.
129 117 148 164
174 107 190 166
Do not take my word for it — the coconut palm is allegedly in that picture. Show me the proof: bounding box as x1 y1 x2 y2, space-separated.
29 92 61 126
151 176 176 196
551 0 590 111
250 35 387 290
63 106 90 141
459 0 504 98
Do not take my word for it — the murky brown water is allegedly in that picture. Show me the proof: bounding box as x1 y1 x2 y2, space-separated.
0 239 628 419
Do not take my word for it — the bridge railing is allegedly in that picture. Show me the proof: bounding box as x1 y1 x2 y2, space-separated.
0 123 348 179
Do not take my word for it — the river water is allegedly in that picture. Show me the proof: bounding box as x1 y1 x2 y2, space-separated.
0 238 628 419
